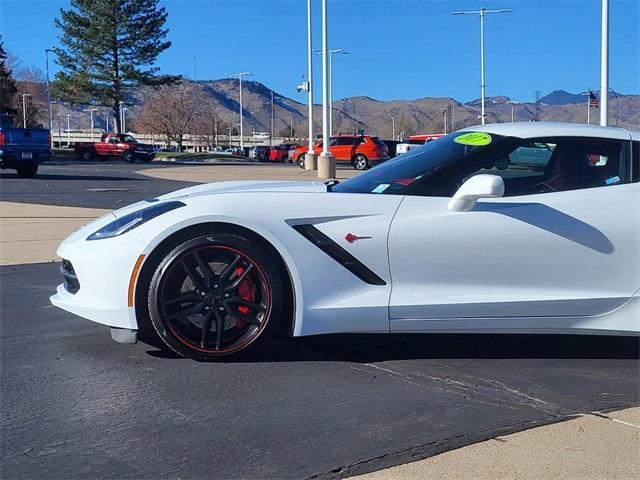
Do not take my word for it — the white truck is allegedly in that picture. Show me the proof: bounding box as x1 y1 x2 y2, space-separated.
395 134 444 156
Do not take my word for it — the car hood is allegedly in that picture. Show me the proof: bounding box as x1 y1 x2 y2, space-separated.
112 180 328 218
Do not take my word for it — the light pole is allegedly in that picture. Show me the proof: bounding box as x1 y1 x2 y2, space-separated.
65 113 72 147
84 108 98 141
122 107 128 133
442 108 448 134
270 90 274 149
507 100 519 122
600 0 609 126
609 88 618 127
55 98 62 147
317 0 335 179
305 0 317 170
228 71 253 151
21 94 31 128
45 49 54 133
452 7 512 125
387 113 395 140
315 48 348 137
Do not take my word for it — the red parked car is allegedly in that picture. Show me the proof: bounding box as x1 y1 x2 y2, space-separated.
74 133 156 163
268 145 290 162
293 134 389 170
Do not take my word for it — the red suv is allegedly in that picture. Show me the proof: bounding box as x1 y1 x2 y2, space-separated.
293 135 389 170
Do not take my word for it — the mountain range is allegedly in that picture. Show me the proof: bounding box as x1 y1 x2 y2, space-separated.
44 80 640 137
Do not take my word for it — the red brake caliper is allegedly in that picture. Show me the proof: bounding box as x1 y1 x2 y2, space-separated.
235 267 257 328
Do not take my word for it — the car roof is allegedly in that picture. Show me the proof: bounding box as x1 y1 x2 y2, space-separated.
460 122 637 141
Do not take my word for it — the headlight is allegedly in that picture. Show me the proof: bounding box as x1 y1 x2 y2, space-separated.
87 201 185 240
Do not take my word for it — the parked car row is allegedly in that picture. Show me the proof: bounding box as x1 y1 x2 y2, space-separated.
248 144 300 163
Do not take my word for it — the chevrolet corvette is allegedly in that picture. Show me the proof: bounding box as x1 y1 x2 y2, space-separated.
51 123 640 359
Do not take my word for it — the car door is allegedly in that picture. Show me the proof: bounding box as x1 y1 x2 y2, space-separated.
388 135 639 331
330 137 355 161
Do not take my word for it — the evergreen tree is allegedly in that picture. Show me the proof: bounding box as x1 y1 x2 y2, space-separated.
52 0 179 133
0 37 18 121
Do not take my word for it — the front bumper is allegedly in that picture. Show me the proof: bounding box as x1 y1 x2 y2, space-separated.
49 230 147 330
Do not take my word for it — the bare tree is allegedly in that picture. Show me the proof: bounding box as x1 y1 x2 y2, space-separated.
136 82 203 149
14 66 47 128
192 97 228 150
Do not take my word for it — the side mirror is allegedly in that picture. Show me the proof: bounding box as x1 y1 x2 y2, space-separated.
447 174 505 212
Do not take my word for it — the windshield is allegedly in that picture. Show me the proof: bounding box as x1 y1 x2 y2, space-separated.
332 131 516 196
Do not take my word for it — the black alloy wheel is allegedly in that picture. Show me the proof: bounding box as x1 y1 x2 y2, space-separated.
353 154 369 170
148 233 284 360
123 150 134 163
81 149 93 161
297 154 306 169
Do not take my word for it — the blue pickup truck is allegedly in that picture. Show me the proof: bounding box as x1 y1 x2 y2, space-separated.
0 115 51 178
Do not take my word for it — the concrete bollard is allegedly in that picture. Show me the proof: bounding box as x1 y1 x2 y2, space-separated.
304 152 317 171
317 151 336 179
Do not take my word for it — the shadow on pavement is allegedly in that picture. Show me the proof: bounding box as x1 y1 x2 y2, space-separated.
142 333 640 363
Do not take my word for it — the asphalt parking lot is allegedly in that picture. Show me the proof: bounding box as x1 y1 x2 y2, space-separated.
1 161 639 479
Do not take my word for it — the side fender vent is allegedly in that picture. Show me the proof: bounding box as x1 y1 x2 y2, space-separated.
292 224 386 286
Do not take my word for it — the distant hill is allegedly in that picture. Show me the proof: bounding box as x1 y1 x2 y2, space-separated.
31 79 639 136
540 90 587 105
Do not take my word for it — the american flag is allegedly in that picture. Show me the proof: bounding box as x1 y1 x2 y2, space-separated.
589 91 599 108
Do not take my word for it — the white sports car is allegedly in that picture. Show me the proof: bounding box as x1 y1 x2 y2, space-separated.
51 123 640 359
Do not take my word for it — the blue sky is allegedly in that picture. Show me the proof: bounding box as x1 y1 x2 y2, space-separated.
1 0 638 103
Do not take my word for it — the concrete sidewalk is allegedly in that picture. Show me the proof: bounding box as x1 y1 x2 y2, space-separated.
0 201 108 265
1 198 638 479
349 407 639 480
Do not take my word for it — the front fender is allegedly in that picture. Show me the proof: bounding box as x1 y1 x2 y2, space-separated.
128 212 305 336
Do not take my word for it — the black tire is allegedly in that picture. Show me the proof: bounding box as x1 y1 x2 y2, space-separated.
352 154 369 170
16 162 38 178
123 150 134 163
141 155 154 163
496 157 510 170
80 148 93 161
297 154 306 169
147 232 284 360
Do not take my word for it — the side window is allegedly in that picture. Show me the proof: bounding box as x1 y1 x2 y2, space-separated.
108 136 118 144
409 137 627 198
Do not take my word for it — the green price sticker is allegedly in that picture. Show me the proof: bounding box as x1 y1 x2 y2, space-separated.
453 132 492 146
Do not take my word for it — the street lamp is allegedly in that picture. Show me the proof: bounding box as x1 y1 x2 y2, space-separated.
600 0 609 126
387 113 395 140
315 48 348 137
122 107 129 133
21 94 31 128
305 0 316 170
65 113 72 147
452 7 512 125
228 71 254 151
317 0 335 179
84 107 99 141
45 49 55 133
507 100 519 122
